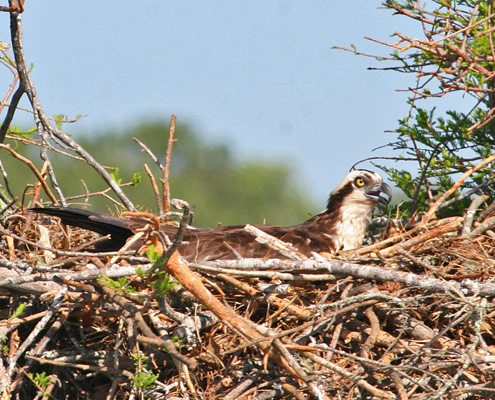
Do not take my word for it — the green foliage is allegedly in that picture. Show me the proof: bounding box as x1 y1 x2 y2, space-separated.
385 103 494 216
28 371 51 393
0 54 15 68
150 273 176 297
145 244 176 297
370 1 495 217
53 113 84 130
170 335 185 350
131 172 141 186
97 275 137 294
53 114 65 131
145 243 162 264
110 167 123 185
130 353 159 390
7 125 37 140
131 370 159 391
9 302 27 320
110 167 140 188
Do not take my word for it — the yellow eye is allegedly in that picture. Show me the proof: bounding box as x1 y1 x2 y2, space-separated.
354 177 366 187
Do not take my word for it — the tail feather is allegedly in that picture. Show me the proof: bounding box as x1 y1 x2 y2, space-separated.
30 206 133 249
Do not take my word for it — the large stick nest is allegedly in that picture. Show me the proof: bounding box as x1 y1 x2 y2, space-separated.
1 199 495 399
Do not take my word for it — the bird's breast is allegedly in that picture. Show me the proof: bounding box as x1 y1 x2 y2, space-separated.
333 206 372 251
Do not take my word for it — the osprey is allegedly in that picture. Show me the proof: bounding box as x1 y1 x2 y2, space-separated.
30 170 391 261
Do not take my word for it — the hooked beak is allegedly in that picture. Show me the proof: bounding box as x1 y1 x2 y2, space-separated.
365 182 392 205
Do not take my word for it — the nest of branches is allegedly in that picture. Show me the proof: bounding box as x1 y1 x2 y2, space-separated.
2 158 495 400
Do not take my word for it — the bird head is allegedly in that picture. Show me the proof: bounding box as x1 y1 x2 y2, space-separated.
327 170 392 211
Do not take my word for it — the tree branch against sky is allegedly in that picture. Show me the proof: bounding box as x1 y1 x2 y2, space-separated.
340 0 495 219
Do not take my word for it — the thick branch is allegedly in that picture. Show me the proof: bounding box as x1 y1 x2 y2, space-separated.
202 258 495 297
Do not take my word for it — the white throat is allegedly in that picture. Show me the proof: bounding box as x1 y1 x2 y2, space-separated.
333 203 373 251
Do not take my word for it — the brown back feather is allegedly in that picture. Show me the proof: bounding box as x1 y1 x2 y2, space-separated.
160 211 340 261
31 206 340 260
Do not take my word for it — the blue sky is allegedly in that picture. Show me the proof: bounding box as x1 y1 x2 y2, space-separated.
1 2 435 204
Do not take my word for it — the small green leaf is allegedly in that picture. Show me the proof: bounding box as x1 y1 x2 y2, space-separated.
131 172 142 186
10 303 27 320
110 167 122 185
146 244 161 264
